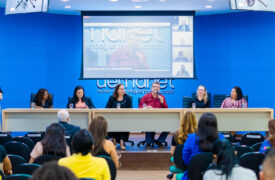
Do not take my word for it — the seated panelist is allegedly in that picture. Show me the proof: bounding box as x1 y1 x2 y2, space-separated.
139 81 169 147
67 86 95 109
31 88 53 108
221 86 247 108
190 85 210 108
105 84 132 150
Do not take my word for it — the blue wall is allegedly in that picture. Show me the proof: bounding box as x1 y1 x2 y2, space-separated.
0 8 274 109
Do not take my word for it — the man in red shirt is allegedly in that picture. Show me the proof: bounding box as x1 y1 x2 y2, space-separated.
139 81 169 147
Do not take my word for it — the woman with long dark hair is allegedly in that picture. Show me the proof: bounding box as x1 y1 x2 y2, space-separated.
29 123 70 163
89 116 120 168
31 88 53 108
260 119 275 153
67 86 95 109
180 112 225 180
106 84 132 150
221 87 247 108
203 139 256 180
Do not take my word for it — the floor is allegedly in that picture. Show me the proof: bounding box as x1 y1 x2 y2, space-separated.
116 170 172 180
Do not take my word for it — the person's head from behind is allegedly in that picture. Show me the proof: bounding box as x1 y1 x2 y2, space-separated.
41 123 67 157
260 148 275 180
151 81 160 95
178 111 197 144
212 139 236 179
73 86 85 102
31 161 78 180
36 88 50 102
89 116 108 155
72 129 94 155
231 86 243 100
0 87 3 100
58 109 70 123
197 112 219 152
113 84 125 99
268 119 275 148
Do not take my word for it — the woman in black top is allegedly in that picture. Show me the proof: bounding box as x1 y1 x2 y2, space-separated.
67 86 95 109
106 84 132 150
31 88 53 108
190 85 210 108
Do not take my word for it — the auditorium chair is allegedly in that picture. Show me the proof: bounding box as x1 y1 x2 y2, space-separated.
33 155 61 165
187 152 213 180
4 141 31 162
0 132 12 145
251 142 263 152
13 137 34 151
234 145 255 160
221 132 235 144
96 155 116 180
5 174 32 180
8 154 26 172
240 132 265 146
239 152 265 179
25 132 44 144
13 163 40 175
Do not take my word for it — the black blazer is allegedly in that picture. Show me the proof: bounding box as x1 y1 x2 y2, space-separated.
67 97 95 109
105 94 132 108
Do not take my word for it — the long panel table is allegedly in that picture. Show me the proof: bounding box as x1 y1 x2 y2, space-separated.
2 108 273 132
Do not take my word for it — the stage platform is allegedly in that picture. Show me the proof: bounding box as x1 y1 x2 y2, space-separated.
116 133 173 170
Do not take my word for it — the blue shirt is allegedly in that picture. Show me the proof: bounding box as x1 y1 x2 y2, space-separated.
181 133 225 180
259 139 271 153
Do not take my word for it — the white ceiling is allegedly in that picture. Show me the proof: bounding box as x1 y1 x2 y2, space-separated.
0 0 238 15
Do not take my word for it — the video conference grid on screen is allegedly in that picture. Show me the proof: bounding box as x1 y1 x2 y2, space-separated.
83 15 194 79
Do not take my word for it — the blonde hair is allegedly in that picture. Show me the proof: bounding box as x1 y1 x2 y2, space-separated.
177 111 198 144
197 85 208 104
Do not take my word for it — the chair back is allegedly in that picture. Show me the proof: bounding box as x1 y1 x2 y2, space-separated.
5 174 32 180
240 132 265 146
187 152 213 180
4 141 31 162
8 154 26 171
239 152 265 179
234 145 255 160
33 155 61 165
25 132 44 144
212 94 227 108
173 144 186 170
13 137 34 150
183 97 192 108
96 155 117 180
251 142 263 152
13 163 40 175
221 132 235 143
0 132 12 145
138 97 142 106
